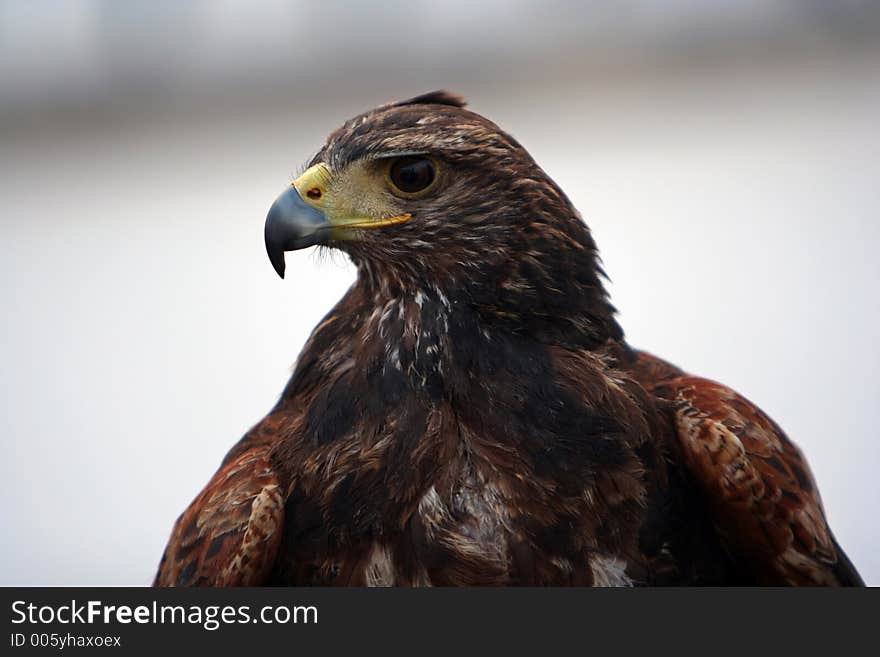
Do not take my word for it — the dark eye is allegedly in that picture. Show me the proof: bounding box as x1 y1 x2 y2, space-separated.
388 157 436 195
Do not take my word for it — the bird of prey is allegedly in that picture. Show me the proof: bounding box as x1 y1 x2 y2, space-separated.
155 91 863 586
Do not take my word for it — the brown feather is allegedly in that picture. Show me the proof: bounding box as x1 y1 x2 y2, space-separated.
154 435 284 586
630 351 863 586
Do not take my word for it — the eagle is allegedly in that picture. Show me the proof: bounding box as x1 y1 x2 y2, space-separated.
155 91 863 586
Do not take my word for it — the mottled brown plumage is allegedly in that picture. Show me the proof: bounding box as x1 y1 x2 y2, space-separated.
155 91 862 586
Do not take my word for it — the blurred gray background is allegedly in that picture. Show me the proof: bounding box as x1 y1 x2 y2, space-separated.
2 1 878 585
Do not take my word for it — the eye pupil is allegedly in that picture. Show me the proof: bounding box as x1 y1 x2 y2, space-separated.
389 157 435 194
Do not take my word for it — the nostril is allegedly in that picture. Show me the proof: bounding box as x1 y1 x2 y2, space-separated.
306 188 322 200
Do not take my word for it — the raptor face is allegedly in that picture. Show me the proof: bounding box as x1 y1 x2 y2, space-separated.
265 91 620 347
266 92 522 279
268 95 567 271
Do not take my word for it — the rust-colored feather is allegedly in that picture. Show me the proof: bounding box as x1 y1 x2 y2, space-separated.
634 352 863 586
154 442 284 586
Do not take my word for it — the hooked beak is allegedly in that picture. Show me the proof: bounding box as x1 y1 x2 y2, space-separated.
264 161 413 278
264 185 330 279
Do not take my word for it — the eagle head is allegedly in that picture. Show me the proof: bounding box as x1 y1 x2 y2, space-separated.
266 91 622 346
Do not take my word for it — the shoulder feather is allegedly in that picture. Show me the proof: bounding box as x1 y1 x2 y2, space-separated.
154 442 284 587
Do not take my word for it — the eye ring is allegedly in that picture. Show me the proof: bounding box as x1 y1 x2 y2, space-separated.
385 156 439 198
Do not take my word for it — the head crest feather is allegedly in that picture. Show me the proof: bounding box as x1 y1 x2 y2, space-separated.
390 90 467 109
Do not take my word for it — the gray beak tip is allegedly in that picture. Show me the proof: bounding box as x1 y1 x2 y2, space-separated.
269 252 286 279
263 186 330 278
264 221 288 279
